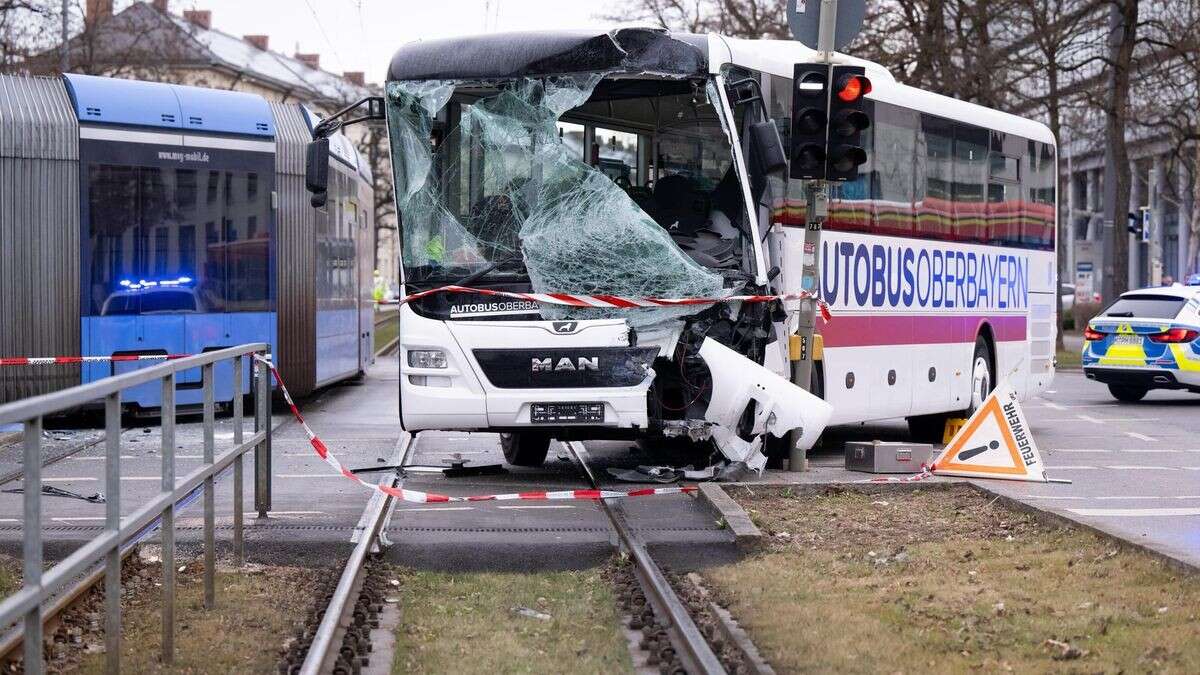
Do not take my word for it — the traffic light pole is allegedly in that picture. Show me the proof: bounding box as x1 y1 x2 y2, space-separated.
788 0 838 471
789 182 828 470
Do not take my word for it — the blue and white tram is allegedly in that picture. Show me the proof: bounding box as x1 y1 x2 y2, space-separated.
0 73 376 409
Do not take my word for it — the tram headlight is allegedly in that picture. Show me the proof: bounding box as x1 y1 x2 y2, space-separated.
407 349 447 369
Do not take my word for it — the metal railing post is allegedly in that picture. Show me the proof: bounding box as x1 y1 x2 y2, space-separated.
201 363 215 609
23 417 43 675
160 374 175 665
254 352 271 518
104 393 121 675
232 356 244 567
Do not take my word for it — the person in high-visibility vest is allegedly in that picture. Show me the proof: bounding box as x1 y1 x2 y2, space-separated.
372 270 385 303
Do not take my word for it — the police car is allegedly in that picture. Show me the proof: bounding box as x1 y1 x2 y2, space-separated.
1083 286 1200 401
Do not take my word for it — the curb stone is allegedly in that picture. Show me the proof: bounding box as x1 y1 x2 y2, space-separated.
696 483 762 550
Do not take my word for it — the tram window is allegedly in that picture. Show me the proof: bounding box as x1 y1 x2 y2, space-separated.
85 164 271 316
179 225 196 272
154 227 170 276
178 169 197 210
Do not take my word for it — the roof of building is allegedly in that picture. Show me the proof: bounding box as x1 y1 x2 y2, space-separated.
68 2 370 106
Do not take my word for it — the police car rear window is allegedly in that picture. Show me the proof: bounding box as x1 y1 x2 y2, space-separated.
1101 295 1186 319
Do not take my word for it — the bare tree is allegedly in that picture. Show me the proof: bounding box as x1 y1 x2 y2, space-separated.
1134 0 1200 275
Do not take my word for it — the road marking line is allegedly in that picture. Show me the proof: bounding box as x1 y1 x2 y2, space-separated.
1047 465 1100 470
70 455 139 461
1120 448 1181 453
1094 495 1171 501
1050 448 1109 453
269 511 326 515
52 517 105 522
495 505 575 510
395 506 474 512
0 519 21 523
1103 465 1178 471
1041 401 1066 411
1068 507 1200 517
1124 432 1158 443
42 477 97 482
1021 495 1086 500
122 476 167 481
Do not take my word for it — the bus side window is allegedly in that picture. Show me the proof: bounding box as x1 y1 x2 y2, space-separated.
917 116 954 241
952 123 988 244
1023 141 1056 251
872 102 916 236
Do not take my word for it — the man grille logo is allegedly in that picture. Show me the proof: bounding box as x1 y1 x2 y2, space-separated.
532 356 600 372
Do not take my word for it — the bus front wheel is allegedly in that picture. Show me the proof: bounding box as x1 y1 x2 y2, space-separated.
501 432 551 467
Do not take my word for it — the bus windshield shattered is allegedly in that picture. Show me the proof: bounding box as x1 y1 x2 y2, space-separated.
387 74 748 328
382 28 832 473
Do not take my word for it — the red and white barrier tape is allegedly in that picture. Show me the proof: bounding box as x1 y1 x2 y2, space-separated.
254 355 697 504
400 285 833 322
0 354 190 367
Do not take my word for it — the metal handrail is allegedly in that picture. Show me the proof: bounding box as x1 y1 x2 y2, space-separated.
0 343 273 674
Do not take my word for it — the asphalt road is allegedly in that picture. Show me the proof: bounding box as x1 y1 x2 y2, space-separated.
2 361 1197 570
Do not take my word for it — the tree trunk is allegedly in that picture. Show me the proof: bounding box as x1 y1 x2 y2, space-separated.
1103 0 1138 300
1046 61 1067 350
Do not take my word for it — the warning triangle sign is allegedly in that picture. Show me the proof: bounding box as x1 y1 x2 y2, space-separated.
930 381 1047 482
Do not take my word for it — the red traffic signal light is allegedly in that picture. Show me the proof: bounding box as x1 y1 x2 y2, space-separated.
834 74 871 102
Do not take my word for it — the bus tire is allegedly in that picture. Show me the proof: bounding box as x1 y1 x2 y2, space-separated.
968 334 995 416
500 432 551 467
1107 384 1147 402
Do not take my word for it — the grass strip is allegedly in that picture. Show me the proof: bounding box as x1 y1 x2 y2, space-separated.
391 567 631 674
705 485 1200 673
73 561 319 674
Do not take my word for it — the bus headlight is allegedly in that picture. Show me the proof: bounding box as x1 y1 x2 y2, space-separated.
407 349 447 369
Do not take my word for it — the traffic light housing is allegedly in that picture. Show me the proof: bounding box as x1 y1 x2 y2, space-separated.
825 65 871 181
789 65 828 180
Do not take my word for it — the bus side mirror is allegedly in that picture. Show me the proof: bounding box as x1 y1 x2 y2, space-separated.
749 121 788 179
306 138 330 208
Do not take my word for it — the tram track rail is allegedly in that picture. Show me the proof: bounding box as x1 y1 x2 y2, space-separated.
296 432 414 675
563 441 726 675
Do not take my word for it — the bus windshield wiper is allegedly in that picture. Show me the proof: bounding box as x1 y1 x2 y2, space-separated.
451 255 522 287
1105 311 1135 317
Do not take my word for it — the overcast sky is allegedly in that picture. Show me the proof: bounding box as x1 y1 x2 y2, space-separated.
167 0 620 83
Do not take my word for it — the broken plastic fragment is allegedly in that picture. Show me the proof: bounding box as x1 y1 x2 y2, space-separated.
697 338 834 472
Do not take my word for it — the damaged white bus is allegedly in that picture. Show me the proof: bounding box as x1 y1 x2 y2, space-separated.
309 28 1057 471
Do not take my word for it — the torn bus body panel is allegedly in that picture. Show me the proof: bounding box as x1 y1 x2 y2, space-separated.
698 338 834 471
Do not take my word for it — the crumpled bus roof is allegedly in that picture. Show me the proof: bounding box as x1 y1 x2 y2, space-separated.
387 28 708 82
